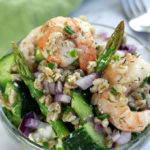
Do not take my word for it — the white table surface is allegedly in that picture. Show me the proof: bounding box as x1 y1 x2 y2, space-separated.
0 0 150 149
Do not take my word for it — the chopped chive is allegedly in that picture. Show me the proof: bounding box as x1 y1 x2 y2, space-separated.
48 62 55 70
68 49 78 58
96 45 100 50
98 113 109 120
140 77 149 88
64 25 75 35
110 87 118 95
113 55 119 61
72 60 79 66
94 107 109 120
46 22 49 27
65 76 69 82
141 92 146 99
129 105 137 111
42 142 49 148
35 47 44 62
46 50 50 56
63 107 72 115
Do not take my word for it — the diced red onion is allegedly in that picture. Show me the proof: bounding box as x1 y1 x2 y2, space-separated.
76 73 100 90
54 94 71 103
33 72 41 78
100 32 109 41
117 132 131 145
56 81 62 94
18 112 37 137
95 124 103 132
87 118 94 126
112 131 120 142
48 82 56 95
115 50 125 57
119 44 137 54
24 118 41 128
42 80 49 91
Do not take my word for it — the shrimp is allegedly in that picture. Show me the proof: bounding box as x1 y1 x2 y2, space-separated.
104 53 150 91
97 87 150 132
37 16 96 70
19 26 42 66
96 53 150 132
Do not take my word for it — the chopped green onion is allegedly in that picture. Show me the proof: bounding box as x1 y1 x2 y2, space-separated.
42 142 49 148
63 107 72 115
35 47 44 62
48 62 55 70
64 25 75 35
129 105 137 111
94 107 109 120
98 113 109 120
65 76 69 82
72 60 79 66
46 49 50 56
141 92 146 99
68 49 78 58
113 55 119 61
46 22 49 27
110 87 118 95
140 77 149 88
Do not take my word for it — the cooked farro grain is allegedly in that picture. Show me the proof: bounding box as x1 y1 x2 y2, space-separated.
90 78 109 94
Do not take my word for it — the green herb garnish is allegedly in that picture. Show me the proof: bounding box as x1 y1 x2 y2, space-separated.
46 49 50 56
72 60 79 66
64 25 75 35
48 62 55 70
65 76 69 82
68 49 78 58
46 22 49 27
42 142 49 148
110 87 118 95
98 113 109 120
94 107 109 120
129 105 137 111
140 77 148 88
113 55 119 61
63 107 72 115
141 92 146 99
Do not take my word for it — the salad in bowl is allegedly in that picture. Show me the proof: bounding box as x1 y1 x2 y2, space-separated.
0 16 150 150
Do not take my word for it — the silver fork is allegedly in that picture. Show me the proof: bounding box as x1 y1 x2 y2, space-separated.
120 0 150 33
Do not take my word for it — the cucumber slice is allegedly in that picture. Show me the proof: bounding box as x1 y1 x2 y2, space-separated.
0 53 14 90
63 123 106 150
71 91 93 121
5 81 40 120
51 120 69 138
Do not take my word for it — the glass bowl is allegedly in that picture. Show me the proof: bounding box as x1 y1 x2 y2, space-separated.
0 23 150 150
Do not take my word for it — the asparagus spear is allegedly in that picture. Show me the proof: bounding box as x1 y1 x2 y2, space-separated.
96 21 124 73
13 43 48 116
13 43 69 137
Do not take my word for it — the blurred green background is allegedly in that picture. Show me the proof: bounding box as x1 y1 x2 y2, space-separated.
0 0 83 58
